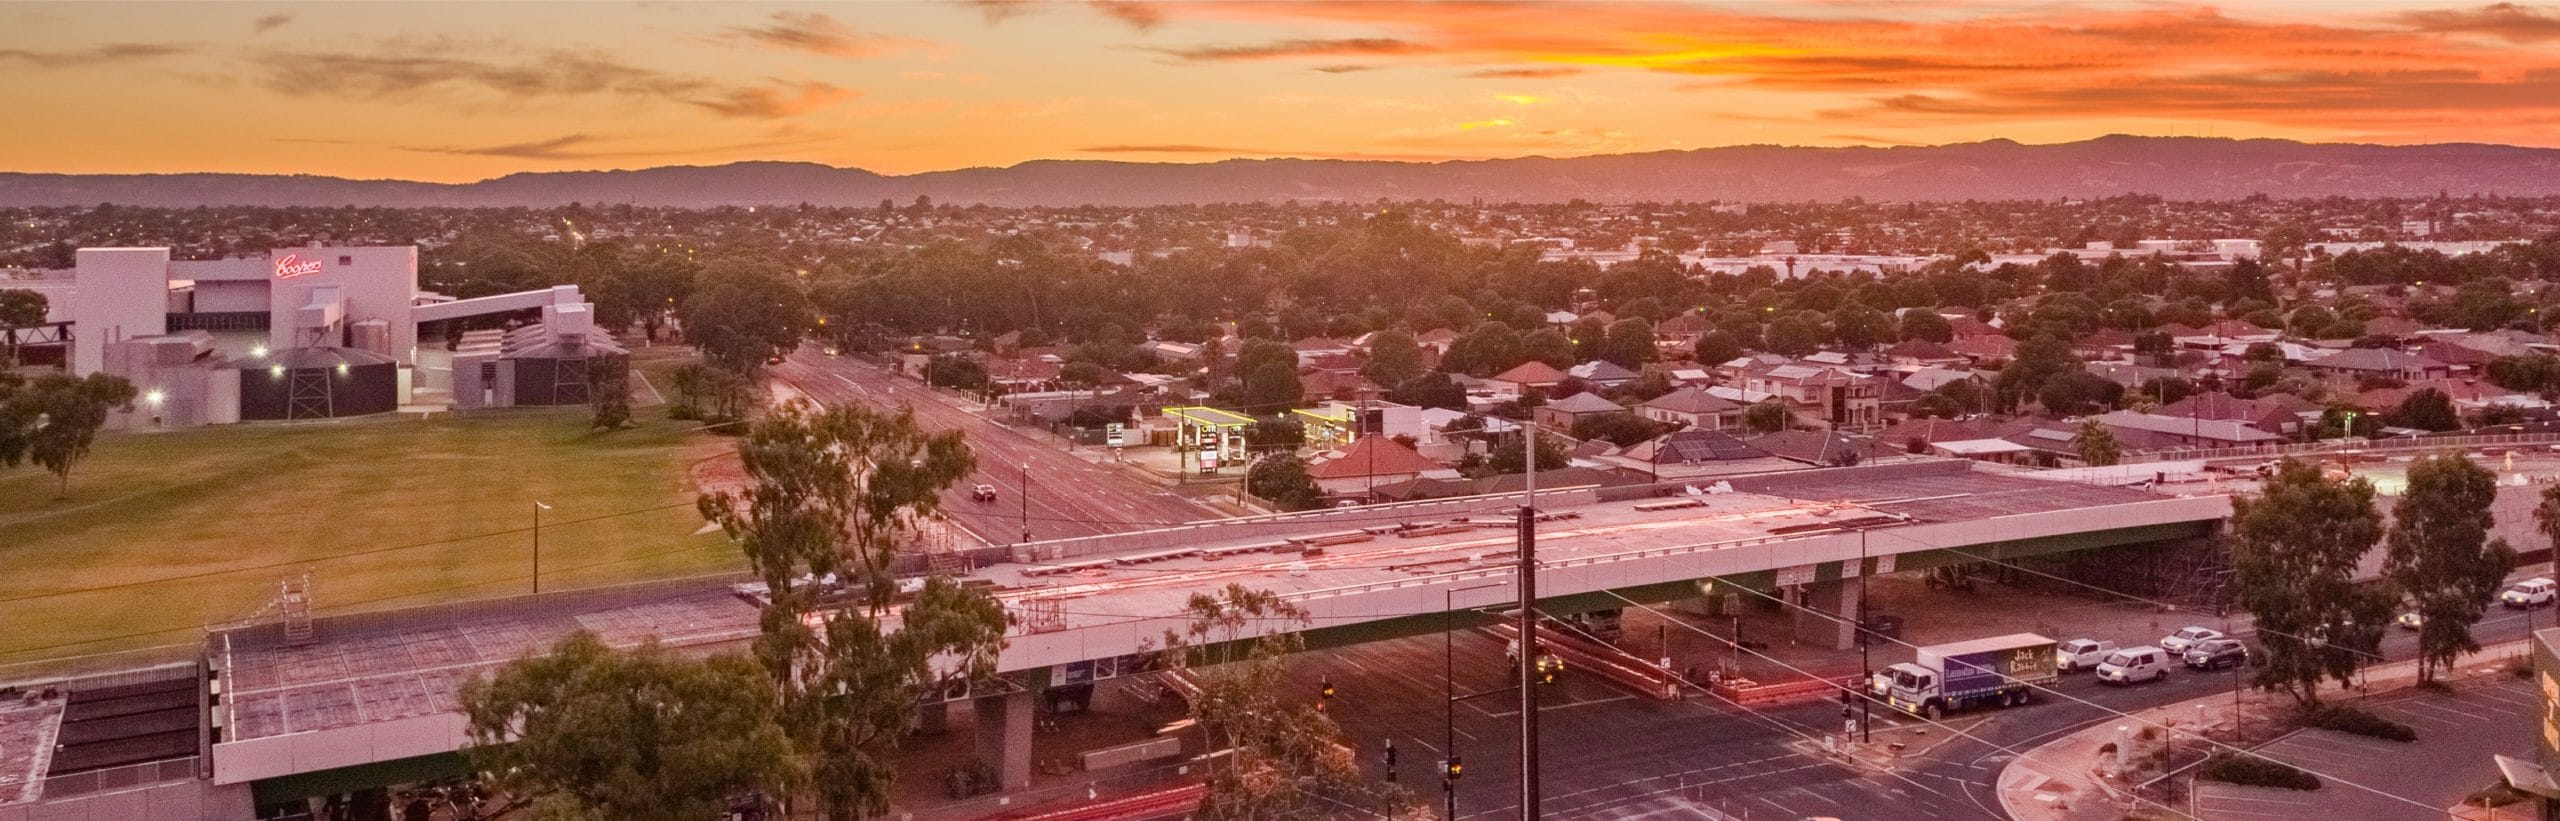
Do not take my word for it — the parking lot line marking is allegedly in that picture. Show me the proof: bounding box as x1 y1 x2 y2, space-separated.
2196 806 2312 818
2196 793 2319 807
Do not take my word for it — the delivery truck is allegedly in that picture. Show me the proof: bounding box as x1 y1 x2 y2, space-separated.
1882 633 2057 720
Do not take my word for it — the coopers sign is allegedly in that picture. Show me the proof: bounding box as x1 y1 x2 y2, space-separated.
273 254 324 279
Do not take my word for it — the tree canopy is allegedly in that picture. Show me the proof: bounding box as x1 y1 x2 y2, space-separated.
2383 453 2515 683
460 633 797 821
2229 459 2392 707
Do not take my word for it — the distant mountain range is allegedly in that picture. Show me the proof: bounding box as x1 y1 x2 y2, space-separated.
8 136 2560 208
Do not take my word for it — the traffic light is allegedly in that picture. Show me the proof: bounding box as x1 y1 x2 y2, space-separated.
1319 676 1335 711
1445 755 1463 781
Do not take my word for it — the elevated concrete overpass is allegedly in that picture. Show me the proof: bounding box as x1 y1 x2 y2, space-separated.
985 460 2228 676
192 460 2227 806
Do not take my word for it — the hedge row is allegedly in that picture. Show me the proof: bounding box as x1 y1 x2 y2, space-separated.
2303 705 2418 742
2199 754 2322 791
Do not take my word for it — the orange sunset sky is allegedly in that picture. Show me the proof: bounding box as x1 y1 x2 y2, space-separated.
6 1 2560 182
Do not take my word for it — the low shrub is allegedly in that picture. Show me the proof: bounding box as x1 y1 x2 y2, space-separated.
2302 705 2417 742
2198 754 2321 791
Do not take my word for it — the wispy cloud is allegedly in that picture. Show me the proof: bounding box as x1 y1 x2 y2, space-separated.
722 11 943 59
1145 2 2560 140
960 0 1038 26
2399 2 2560 43
1466 66 1584 79
250 14 293 35
1089 1 1163 32
0 43 191 68
252 48 702 101
392 128 845 160
1155 38 1435 62
401 134 603 159
689 80 859 119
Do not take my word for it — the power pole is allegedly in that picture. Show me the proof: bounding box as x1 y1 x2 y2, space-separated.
1516 433 1540 818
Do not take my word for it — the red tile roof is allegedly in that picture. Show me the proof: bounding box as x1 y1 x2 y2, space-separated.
1307 436 1445 480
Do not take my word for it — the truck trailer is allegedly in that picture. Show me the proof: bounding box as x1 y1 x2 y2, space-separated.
1882 633 2057 719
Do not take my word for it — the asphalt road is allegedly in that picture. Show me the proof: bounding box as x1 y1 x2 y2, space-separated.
1302 598 2553 820
768 349 1219 547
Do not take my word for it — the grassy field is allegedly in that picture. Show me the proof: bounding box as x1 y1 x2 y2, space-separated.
0 405 740 672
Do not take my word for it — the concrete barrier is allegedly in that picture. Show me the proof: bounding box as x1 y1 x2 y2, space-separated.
1078 736 1183 771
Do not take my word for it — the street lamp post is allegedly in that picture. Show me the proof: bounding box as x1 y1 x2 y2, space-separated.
532 501 551 595
1857 527 1871 743
1021 462 1032 546
1445 580 1503 820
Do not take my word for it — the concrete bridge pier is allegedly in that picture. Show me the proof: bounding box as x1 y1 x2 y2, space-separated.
1791 577 1861 651
973 689 1034 791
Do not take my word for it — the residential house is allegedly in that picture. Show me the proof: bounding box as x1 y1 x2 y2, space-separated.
1715 353 1793 381
1291 337 1352 365
1741 364 1884 430
1637 386 1745 430
1489 360 1569 398
1145 339 1204 364
2173 320 2280 349
1416 327 1461 354
2158 391 2321 438
2092 410 2285 447
1597 429 1796 481
2306 348 2454 383
1566 360 1641 389
1297 369 1384 403
1901 367 1984 394
1873 417 2001 454
1307 436 1451 500
2361 316 2426 338
2417 340 2496 371
1743 429 1895 467
1802 350 1888 373
1534 391 1630 434
984 356 1063 392
2072 329 2137 361
2085 362 2182 391
1948 316 2003 340
1882 340 1967 369
1946 334 2018 366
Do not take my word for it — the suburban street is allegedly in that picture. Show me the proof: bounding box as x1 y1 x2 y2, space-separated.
768 348 1221 547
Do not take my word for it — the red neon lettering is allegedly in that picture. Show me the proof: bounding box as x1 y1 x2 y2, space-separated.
274 254 324 279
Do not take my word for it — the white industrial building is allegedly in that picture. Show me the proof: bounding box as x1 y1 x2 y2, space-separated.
14 245 602 425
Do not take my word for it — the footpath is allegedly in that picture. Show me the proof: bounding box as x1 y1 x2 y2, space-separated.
1994 640 2535 821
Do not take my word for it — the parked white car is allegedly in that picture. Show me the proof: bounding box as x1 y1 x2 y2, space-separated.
2502 578 2557 608
2055 639 2120 672
2095 646 2173 685
2159 627 2224 654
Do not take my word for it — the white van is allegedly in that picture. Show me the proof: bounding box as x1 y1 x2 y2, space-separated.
2503 578 2557 608
2094 646 2171 685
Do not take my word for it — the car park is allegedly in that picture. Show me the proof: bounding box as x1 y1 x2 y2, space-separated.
2182 638 2249 670
2095 646 2172 685
2055 639 2119 672
2159 626 2223 654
